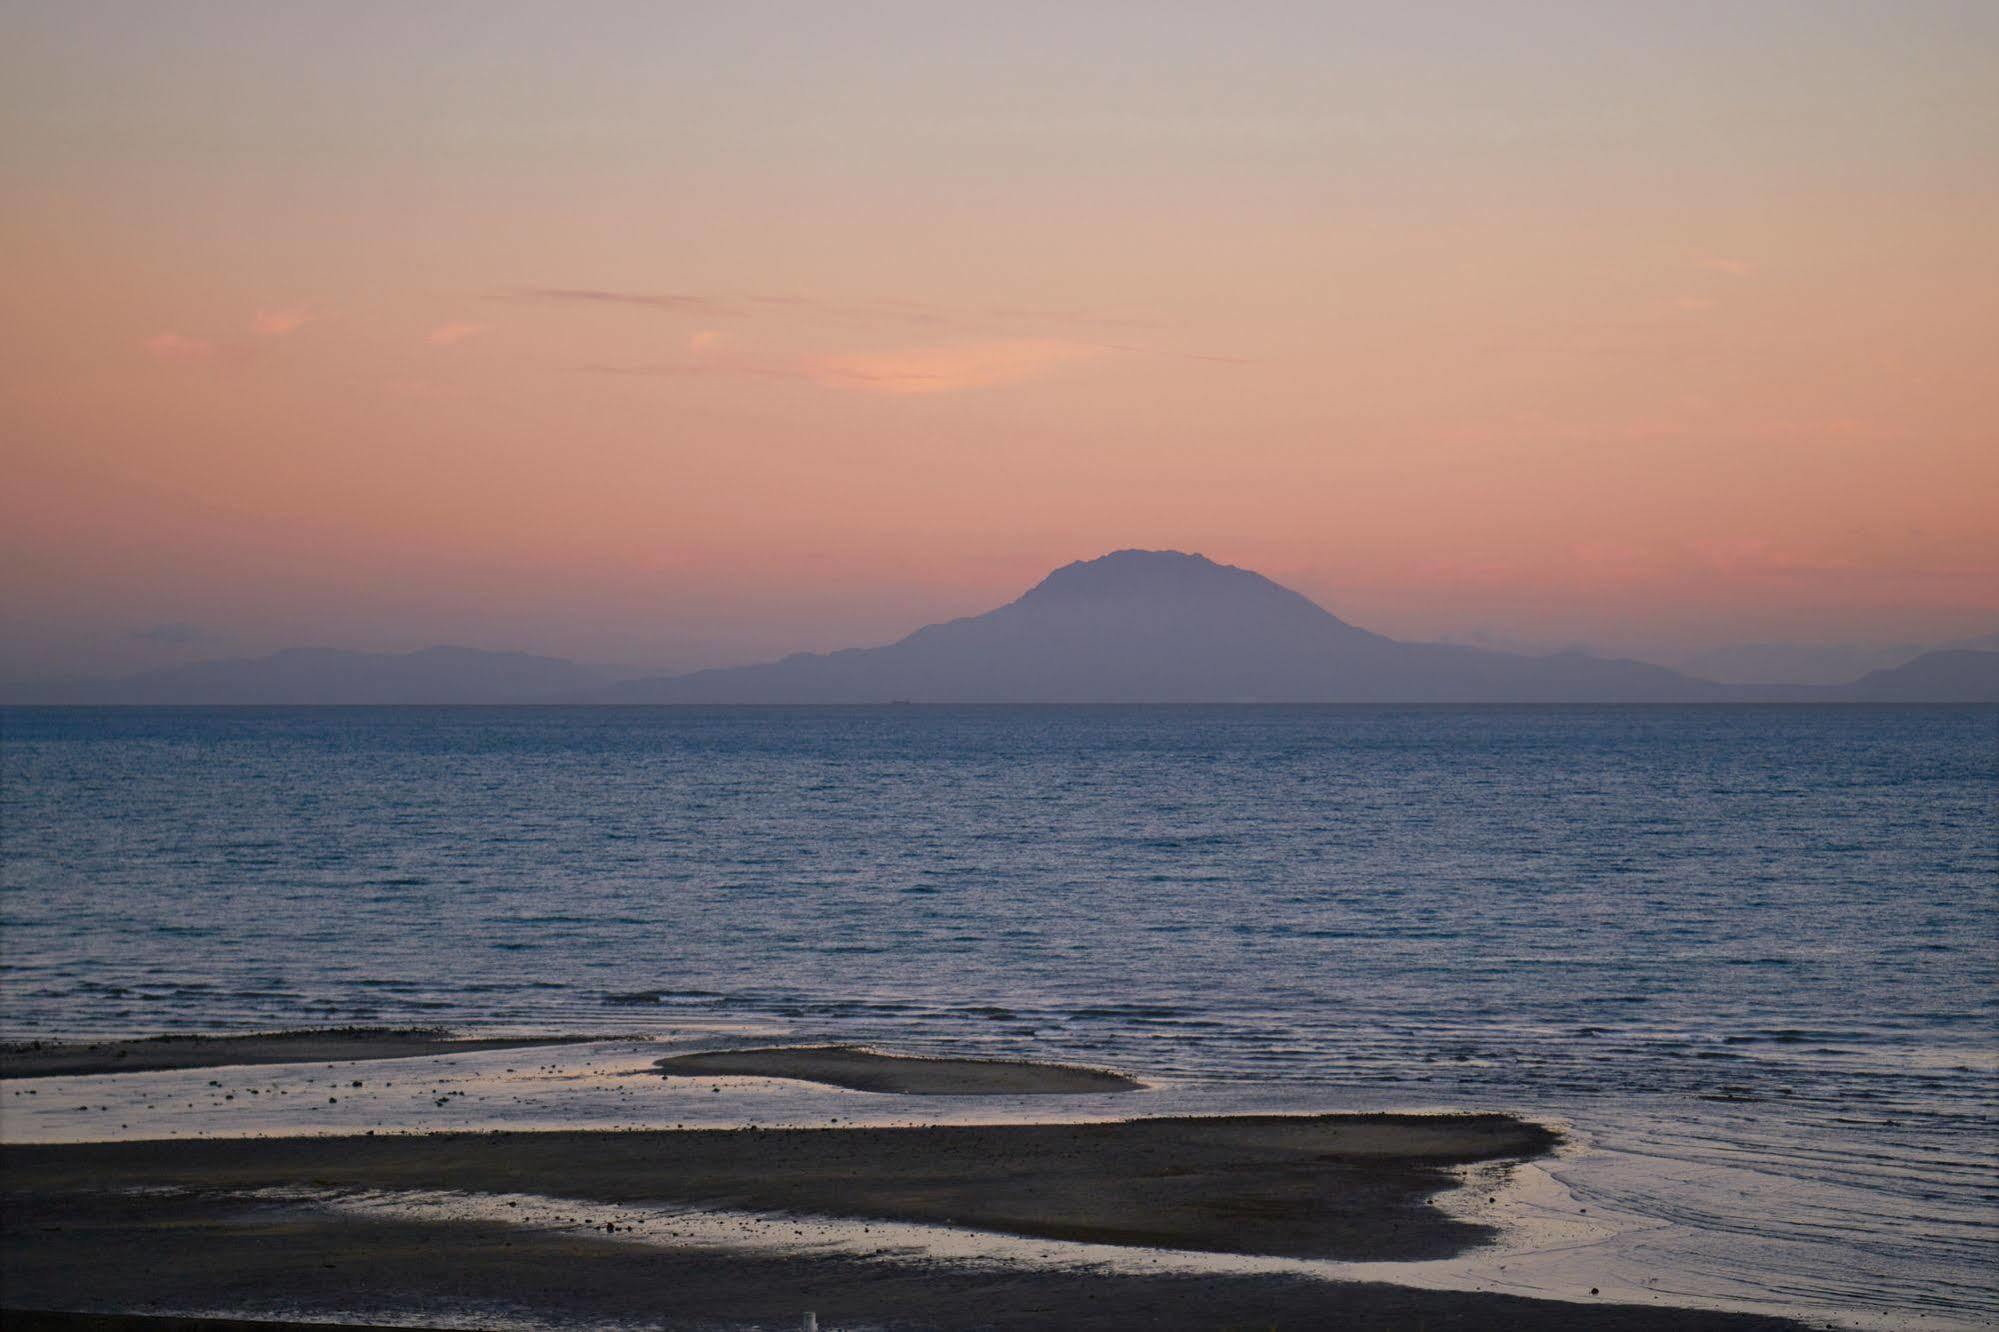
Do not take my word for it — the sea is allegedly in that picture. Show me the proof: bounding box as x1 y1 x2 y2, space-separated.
2 705 1995 1328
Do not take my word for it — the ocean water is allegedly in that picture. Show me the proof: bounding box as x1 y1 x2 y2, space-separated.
3 705 1995 1326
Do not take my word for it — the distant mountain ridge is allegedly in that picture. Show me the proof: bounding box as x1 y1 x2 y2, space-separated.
590 550 1726 703
1672 631 1999 686
1827 649 1999 703
7 553 1993 704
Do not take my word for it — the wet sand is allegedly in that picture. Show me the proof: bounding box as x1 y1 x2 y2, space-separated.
0 1115 1802 1330
2 1210 1803 1331
654 1043 1143 1094
4 1317 448 1332
6 1113 1551 1260
0 1029 609 1080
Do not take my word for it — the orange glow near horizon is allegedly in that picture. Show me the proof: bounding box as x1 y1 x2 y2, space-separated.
2 3 1995 678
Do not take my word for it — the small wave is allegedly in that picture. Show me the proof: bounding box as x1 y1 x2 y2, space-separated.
1067 1005 1191 1021
604 989 727 1006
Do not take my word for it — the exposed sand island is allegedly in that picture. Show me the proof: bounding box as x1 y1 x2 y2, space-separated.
3 1113 1547 1260
0 1028 609 1079
0 1111 1803 1330
0 1037 1803 1329
654 1043 1142 1095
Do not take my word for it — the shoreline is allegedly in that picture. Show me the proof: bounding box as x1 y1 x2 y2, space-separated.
0 1029 614 1080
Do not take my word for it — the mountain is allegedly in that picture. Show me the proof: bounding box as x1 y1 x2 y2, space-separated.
1672 631 1999 686
592 550 1726 703
1677 640 1942 687
1 646 623 705
12 557 1988 705
1829 650 1999 703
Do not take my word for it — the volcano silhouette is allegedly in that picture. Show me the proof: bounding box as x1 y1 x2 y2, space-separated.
594 550 1720 702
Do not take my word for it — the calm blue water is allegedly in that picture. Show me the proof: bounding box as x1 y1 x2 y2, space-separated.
3 705 1995 1324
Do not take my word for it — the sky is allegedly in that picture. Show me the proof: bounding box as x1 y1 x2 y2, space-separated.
3 1 1996 679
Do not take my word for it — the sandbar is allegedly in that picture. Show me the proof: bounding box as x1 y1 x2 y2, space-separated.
1 1114 1801 1330
653 1043 1142 1095
5 1112 1550 1260
0 1028 609 1079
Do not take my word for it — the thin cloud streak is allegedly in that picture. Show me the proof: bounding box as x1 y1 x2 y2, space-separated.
130 621 217 646
497 288 739 315
584 338 1248 393
807 340 1106 395
578 359 808 381
1105 343 1257 365
251 309 313 336
426 322 488 346
142 332 213 359
495 286 1160 334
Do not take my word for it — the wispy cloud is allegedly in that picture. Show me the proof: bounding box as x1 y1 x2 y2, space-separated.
579 358 806 381
807 339 1107 396
1698 254 1754 277
494 285 1158 334
497 287 736 316
426 322 488 347
1691 538 1860 580
251 308 313 337
131 622 216 646
143 332 213 359
499 284 946 327
583 338 1241 394
1105 342 1256 366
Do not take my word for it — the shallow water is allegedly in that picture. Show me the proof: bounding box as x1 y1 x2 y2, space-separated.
3 705 1995 1326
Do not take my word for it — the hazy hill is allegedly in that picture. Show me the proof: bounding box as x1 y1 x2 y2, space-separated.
1 646 622 705
592 550 1726 703
1673 631 1999 686
1828 650 1999 703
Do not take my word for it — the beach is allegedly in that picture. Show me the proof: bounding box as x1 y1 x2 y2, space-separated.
0 1037 1803 1330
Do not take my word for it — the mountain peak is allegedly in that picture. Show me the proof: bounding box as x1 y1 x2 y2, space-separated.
588 547 1737 702
1022 549 1272 602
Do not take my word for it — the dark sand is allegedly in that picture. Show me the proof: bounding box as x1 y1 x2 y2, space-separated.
655 1043 1143 1094
0 1029 609 1079
5 1114 1551 1260
2 1207 1803 1332
1 1115 1803 1329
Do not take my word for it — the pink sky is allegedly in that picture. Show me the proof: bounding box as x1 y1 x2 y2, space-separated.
3 3 1995 678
